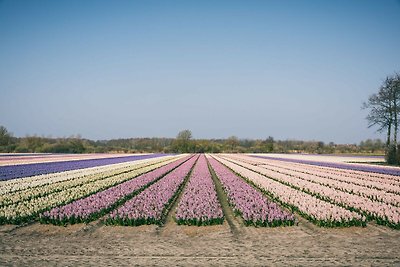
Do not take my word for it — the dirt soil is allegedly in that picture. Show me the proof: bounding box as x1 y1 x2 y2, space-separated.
1 216 400 266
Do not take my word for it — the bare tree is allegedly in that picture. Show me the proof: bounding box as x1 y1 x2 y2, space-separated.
363 72 400 163
392 73 400 145
363 83 393 148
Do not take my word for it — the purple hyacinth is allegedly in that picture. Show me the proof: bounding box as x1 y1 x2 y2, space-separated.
175 155 223 226
0 154 169 181
208 157 295 227
40 156 191 225
106 155 199 226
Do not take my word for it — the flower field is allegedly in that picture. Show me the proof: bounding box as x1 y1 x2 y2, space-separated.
106 155 199 226
175 155 223 226
0 153 165 181
0 153 399 230
40 156 191 225
218 154 400 228
208 156 295 226
0 155 181 224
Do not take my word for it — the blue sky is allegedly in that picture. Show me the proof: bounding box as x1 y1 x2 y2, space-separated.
0 0 399 143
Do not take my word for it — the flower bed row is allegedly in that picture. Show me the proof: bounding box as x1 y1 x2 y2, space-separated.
262 161 400 193
261 163 400 205
105 155 199 226
0 153 140 166
0 153 167 181
252 155 400 176
245 155 400 189
233 156 400 205
0 157 180 224
208 156 295 227
0 156 179 207
223 156 399 228
0 155 177 195
175 155 223 226
214 156 366 227
40 156 192 225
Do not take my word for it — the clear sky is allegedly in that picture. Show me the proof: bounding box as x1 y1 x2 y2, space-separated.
1 0 399 143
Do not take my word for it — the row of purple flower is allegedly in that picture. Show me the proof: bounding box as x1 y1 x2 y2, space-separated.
208 157 295 227
105 155 199 226
0 154 167 181
40 156 191 225
175 155 223 226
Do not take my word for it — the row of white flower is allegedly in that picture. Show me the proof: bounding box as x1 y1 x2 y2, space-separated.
0 156 180 207
213 155 365 227
0 156 176 195
222 155 400 227
228 155 400 203
0 156 183 223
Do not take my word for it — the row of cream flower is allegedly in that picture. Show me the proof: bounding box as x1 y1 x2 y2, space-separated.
227 155 400 204
251 156 400 188
214 155 365 227
0 156 180 207
0 156 184 224
221 155 400 228
0 155 177 195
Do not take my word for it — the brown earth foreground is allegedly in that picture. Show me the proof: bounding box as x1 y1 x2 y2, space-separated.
1 217 400 267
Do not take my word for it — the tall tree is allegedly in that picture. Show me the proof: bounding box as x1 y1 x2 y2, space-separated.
363 72 400 163
391 73 400 146
0 126 12 147
174 129 193 153
363 86 393 148
226 136 239 152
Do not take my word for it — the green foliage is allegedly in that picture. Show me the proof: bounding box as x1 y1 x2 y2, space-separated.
172 129 193 153
0 125 13 151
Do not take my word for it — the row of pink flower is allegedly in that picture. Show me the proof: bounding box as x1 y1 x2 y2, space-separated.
214 156 365 227
251 156 400 191
224 156 399 227
266 162 400 205
39 156 192 225
208 157 295 227
255 156 400 184
175 155 223 225
106 155 199 226
234 156 400 206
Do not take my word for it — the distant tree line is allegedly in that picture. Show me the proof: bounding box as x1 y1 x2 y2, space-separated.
0 126 385 155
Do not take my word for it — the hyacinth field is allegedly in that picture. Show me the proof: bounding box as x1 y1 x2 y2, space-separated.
0 152 399 230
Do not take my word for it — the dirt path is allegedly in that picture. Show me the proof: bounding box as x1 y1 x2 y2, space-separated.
1 222 400 266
